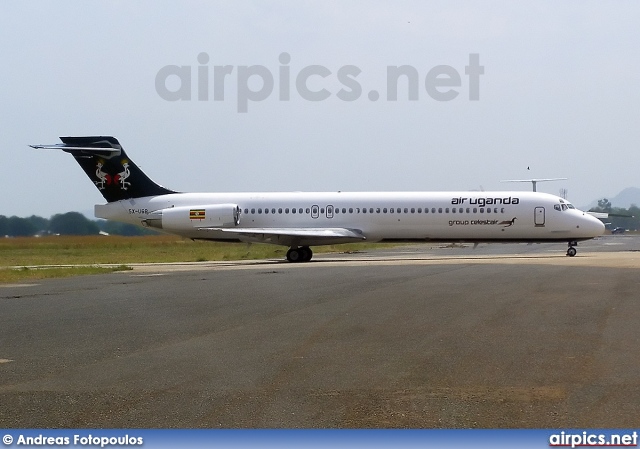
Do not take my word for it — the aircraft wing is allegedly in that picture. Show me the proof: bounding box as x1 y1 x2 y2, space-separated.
586 211 609 219
586 211 634 219
197 227 366 243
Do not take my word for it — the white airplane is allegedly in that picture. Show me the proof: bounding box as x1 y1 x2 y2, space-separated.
31 136 605 262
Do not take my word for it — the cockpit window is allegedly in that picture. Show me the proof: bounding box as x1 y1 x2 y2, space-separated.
555 202 573 211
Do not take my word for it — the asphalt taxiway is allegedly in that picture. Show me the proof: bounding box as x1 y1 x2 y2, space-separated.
2 235 640 428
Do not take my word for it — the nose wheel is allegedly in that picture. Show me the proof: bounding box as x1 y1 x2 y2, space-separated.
286 246 313 262
566 241 577 257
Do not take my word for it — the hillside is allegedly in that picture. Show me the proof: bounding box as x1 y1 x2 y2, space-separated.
583 187 640 210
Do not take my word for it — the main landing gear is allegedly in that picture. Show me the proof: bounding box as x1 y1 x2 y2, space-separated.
286 246 313 263
566 241 578 257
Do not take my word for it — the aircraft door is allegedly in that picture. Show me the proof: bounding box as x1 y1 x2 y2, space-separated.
326 205 334 219
534 207 545 227
311 205 319 219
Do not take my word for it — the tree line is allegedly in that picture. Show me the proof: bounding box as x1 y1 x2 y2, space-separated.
0 212 158 237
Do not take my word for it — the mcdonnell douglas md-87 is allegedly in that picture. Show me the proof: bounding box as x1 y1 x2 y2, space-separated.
31 136 605 262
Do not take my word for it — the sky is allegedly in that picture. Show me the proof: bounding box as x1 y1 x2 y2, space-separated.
2 1 639 218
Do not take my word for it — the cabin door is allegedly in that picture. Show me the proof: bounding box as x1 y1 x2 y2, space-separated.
534 207 545 227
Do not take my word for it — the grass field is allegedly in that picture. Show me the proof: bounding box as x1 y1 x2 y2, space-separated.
0 235 399 283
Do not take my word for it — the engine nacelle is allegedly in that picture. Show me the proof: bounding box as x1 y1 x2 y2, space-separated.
143 204 240 230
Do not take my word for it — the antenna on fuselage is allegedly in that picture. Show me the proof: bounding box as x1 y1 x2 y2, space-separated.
500 178 568 192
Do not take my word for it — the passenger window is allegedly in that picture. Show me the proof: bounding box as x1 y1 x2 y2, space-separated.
390 208 394 214
264 208 269 214
452 208 456 213
445 208 449 213
383 208 387 213
278 208 283 214
285 208 289 214
466 208 470 213
251 208 255 214
363 208 367 214
438 208 442 213
480 208 484 213
320 208 324 214
473 208 477 213
258 208 262 214
292 208 296 214
349 208 353 213
244 208 248 214
306 208 310 214
417 208 422 213
376 208 380 213
411 208 415 213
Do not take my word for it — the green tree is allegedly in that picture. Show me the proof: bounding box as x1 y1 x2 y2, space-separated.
0 215 7 236
27 215 49 234
49 212 100 235
7 216 37 236
594 198 612 213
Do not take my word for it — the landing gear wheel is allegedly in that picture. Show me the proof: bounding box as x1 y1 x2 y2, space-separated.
286 248 301 262
301 246 313 262
286 247 313 263
566 246 577 257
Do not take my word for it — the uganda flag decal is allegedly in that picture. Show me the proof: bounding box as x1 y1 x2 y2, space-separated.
189 209 206 220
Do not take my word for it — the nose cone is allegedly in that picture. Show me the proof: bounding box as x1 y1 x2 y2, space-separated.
583 213 606 237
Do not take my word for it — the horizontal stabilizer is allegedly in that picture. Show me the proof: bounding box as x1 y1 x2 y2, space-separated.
31 136 123 157
31 136 175 202
30 144 120 157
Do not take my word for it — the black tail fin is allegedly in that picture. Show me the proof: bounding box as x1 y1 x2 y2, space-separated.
31 136 176 202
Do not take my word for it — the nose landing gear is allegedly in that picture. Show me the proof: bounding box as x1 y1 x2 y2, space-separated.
566 241 578 257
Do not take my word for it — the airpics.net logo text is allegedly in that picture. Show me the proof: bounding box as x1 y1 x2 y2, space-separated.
155 53 483 112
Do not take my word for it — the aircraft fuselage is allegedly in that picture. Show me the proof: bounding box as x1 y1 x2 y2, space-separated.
95 190 605 247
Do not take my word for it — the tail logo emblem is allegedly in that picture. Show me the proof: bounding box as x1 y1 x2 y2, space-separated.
118 162 131 190
94 159 132 191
